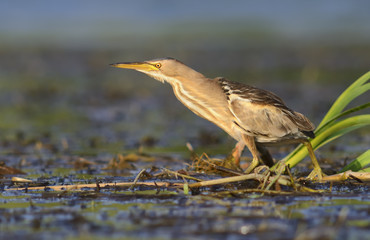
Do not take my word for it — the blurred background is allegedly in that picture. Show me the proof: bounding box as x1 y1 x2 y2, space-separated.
0 0 369 158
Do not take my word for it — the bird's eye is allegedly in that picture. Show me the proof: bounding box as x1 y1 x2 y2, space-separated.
155 63 161 68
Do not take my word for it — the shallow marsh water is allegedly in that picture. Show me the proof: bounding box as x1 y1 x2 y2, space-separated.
1 161 370 240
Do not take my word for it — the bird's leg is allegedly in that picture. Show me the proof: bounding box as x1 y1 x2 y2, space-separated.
301 140 324 180
255 143 274 167
231 140 245 166
230 141 274 168
242 135 261 174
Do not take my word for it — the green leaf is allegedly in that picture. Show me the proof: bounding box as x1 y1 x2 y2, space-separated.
340 150 370 172
284 115 370 168
282 71 370 172
315 102 370 135
318 71 370 128
359 167 370 173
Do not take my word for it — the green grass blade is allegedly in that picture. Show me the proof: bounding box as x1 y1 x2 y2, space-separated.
315 102 370 135
314 125 364 149
318 71 370 129
283 72 370 167
340 150 370 172
359 167 370 173
284 115 370 168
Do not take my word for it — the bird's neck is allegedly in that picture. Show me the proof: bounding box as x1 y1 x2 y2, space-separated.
171 70 208 87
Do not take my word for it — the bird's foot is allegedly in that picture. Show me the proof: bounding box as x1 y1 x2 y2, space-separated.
244 158 260 174
307 167 326 181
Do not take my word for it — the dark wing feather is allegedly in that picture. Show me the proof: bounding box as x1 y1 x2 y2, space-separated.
217 78 315 135
218 78 289 109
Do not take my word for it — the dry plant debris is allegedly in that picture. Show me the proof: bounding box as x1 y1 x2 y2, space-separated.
4 152 369 194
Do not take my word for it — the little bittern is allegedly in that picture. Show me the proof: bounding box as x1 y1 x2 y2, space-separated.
111 57 323 179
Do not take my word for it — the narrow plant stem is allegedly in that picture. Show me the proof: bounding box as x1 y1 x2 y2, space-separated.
322 171 370 181
6 181 183 191
188 173 293 188
162 168 203 182
265 164 285 191
188 174 263 188
130 168 147 190
260 171 271 190
286 166 297 191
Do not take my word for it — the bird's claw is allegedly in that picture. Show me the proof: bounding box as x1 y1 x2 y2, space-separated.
307 167 326 181
244 158 260 174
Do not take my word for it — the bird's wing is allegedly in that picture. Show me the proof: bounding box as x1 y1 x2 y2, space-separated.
217 78 314 139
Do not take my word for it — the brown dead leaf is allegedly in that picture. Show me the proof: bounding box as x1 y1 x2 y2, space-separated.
0 162 26 175
74 157 96 169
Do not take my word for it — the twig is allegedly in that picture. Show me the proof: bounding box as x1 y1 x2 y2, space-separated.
322 171 370 181
161 168 203 182
188 173 265 188
130 169 147 190
201 158 243 176
95 179 101 192
286 165 297 191
6 181 183 192
260 171 271 190
265 164 285 191
210 188 294 196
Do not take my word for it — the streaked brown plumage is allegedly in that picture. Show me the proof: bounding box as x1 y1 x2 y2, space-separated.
110 57 323 179
218 78 315 142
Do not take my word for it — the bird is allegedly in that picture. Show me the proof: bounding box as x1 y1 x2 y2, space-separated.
110 57 323 179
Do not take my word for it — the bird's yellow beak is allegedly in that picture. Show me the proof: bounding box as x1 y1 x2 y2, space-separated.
110 62 158 72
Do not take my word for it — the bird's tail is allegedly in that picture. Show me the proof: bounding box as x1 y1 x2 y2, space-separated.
291 111 315 138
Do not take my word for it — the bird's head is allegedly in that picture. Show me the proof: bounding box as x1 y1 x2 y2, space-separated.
110 57 203 84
